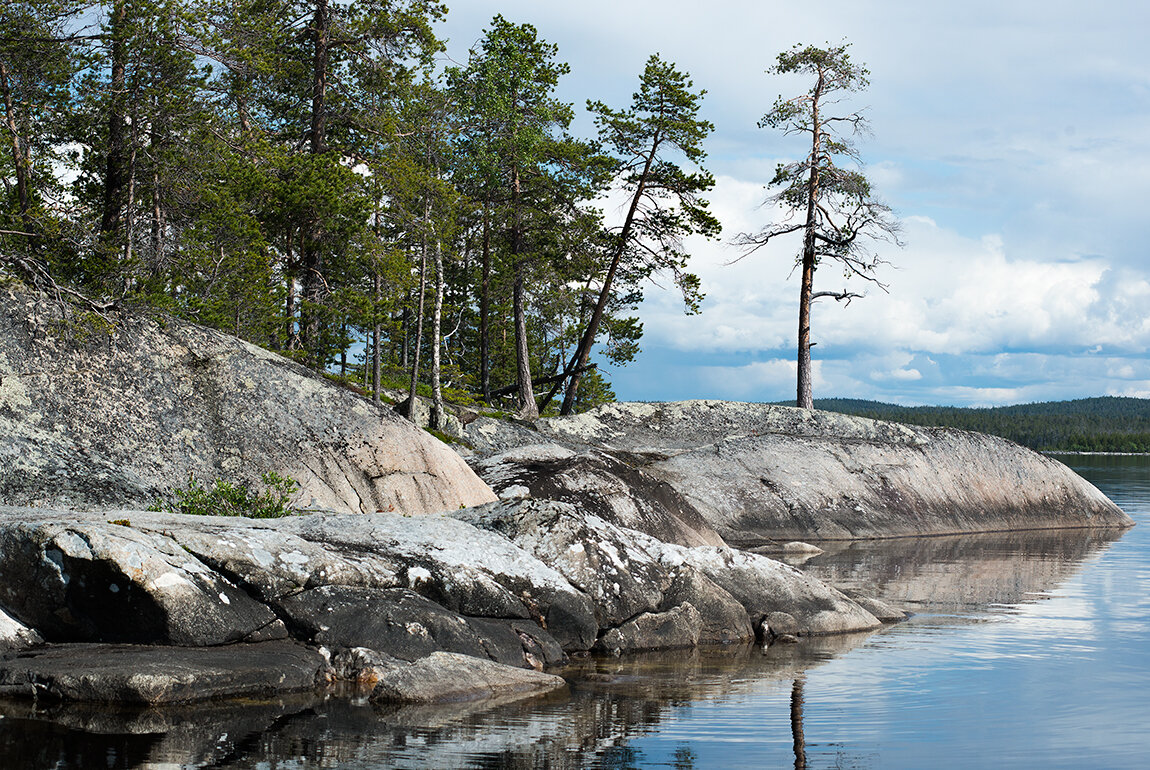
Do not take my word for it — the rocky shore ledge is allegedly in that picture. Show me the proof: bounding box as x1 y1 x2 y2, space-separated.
0 286 1132 706
462 401 1133 545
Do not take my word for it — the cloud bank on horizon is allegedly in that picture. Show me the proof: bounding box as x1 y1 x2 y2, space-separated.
440 0 1150 406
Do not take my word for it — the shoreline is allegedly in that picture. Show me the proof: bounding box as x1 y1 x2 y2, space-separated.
1045 451 1150 456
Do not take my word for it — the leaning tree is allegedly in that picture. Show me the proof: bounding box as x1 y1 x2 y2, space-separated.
736 42 900 409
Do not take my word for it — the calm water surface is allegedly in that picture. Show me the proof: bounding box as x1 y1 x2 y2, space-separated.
3 454 1148 768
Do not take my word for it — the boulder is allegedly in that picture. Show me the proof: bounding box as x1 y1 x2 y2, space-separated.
0 641 330 703
389 392 465 440
643 540 883 636
368 651 567 704
470 443 725 547
0 285 496 515
0 511 283 645
469 400 1133 542
456 499 668 629
596 603 704 653
658 567 754 644
461 415 547 457
0 607 41 652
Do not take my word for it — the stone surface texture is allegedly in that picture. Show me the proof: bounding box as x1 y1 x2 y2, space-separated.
465 400 1133 543
455 498 881 639
0 286 496 515
0 641 330 704
368 650 567 704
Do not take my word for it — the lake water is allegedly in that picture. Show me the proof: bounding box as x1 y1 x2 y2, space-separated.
3 454 1148 768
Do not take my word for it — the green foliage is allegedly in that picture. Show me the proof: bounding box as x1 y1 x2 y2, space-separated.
152 471 302 518
3 3 719 416
805 396 1150 453
47 309 117 345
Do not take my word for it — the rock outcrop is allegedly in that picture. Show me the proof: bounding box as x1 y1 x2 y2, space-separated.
454 498 883 643
0 286 496 515
12 285 1121 709
0 504 888 701
464 401 1133 543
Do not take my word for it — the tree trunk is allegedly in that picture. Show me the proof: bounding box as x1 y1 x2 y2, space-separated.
372 268 382 404
284 235 298 351
149 108 165 272
123 141 137 276
300 0 329 366
559 134 661 414
510 167 538 420
430 235 445 430
405 199 430 423
796 252 815 410
479 199 492 402
512 264 536 420
100 0 129 259
0 61 32 234
796 70 825 411
338 322 348 377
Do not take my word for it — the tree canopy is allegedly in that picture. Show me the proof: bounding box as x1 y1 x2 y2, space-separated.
2 11 911 419
735 42 900 410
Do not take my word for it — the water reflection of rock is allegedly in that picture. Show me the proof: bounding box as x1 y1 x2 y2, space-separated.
0 636 877 769
794 528 1128 614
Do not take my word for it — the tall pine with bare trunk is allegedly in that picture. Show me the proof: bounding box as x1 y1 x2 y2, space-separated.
735 43 900 409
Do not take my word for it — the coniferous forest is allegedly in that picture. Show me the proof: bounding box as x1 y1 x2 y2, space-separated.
1 1 720 421
805 397 1150 453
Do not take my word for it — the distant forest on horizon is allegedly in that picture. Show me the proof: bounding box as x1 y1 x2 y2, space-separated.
786 396 1150 453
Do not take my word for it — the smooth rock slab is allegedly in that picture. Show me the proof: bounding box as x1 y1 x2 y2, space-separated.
0 641 330 704
369 651 567 704
469 442 725 547
476 400 1134 542
0 285 496 515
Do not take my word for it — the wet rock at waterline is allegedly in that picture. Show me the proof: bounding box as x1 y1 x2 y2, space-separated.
0 504 892 702
596 602 704 653
367 651 567 704
0 507 596 658
0 286 496 515
0 641 330 704
277 585 566 668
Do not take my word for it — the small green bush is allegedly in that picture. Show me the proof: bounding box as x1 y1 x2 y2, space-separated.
151 471 301 518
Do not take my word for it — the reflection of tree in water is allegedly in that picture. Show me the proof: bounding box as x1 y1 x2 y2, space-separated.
792 677 806 770
0 644 860 769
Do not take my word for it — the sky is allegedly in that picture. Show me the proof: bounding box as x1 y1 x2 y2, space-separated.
436 1 1150 407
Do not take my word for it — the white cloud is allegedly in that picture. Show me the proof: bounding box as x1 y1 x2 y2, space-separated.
441 1 1150 406
872 368 922 383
